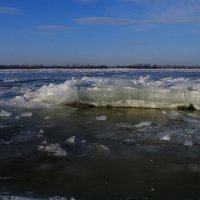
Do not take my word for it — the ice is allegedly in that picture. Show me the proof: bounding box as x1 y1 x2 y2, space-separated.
135 121 152 128
90 143 111 154
24 78 79 105
49 196 67 200
41 144 68 157
15 115 21 120
69 197 76 200
65 136 76 146
81 139 87 144
39 129 44 134
160 134 171 141
0 176 12 180
41 140 47 145
3 75 200 109
44 116 50 120
0 110 12 117
184 140 193 147
96 115 107 121
37 145 45 151
116 122 134 129
20 112 32 118
188 164 200 172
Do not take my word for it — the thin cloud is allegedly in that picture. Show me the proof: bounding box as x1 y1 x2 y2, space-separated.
127 40 146 46
75 14 200 26
0 5 20 15
77 0 97 2
75 17 131 25
36 25 69 31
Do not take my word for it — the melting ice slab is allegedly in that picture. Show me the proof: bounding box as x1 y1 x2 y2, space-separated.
0 110 12 117
8 77 200 110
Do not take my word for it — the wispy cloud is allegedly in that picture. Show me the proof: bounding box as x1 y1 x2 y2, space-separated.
0 5 20 15
77 0 97 2
75 15 200 26
35 25 69 31
74 0 200 28
75 17 131 25
26 25 69 36
127 40 146 46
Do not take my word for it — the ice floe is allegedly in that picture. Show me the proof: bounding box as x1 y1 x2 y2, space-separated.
0 110 12 117
20 112 32 118
184 140 193 147
160 134 171 141
135 121 152 128
96 115 107 121
65 136 76 146
89 143 111 154
38 143 68 157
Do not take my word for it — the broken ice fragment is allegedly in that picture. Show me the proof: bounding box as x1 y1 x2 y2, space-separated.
15 115 21 120
0 110 12 117
37 145 45 151
49 196 67 200
65 136 76 146
96 115 107 121
39 129 44 134
135 121 151 128
41 140 47 145
184 140 193 147
90 143 111 154
44 116 50 120
81 139 87 144
45 143 68 157
20 112 32 118
160 134 170 141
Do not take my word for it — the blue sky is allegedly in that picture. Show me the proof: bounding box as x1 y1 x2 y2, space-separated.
0 0 200 65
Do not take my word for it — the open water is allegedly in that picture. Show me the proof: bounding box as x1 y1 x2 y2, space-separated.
1 68 200 200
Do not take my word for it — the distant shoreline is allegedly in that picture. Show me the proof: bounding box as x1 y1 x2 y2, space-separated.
0 65 200 70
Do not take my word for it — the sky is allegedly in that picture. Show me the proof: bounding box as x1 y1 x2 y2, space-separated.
0 0 200 65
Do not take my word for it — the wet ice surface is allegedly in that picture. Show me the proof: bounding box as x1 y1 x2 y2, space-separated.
1 69 200 199
0 107 200 199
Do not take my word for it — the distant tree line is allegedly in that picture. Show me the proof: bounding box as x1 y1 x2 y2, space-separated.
0 64 200 69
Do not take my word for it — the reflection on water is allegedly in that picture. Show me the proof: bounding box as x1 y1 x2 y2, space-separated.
0 107 200 199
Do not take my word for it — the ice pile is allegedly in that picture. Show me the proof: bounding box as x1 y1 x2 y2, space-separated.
6 76 200 109
38 143 68 157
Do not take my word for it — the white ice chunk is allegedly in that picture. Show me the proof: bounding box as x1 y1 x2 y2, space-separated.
20 112 32 118
45 144 68 157
37 145 45 151
41 140 47 145
44 116 50 120
15 115 21 120
0 110 12 117
65 136 76 146
160 134 170 141
39 129 44 134
188 164 200 172
81 139 87 144
90 143 111 154
135 121 152 128
116 122 134 129
96 115 107 121
49 196 67 200
184 140 193 147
